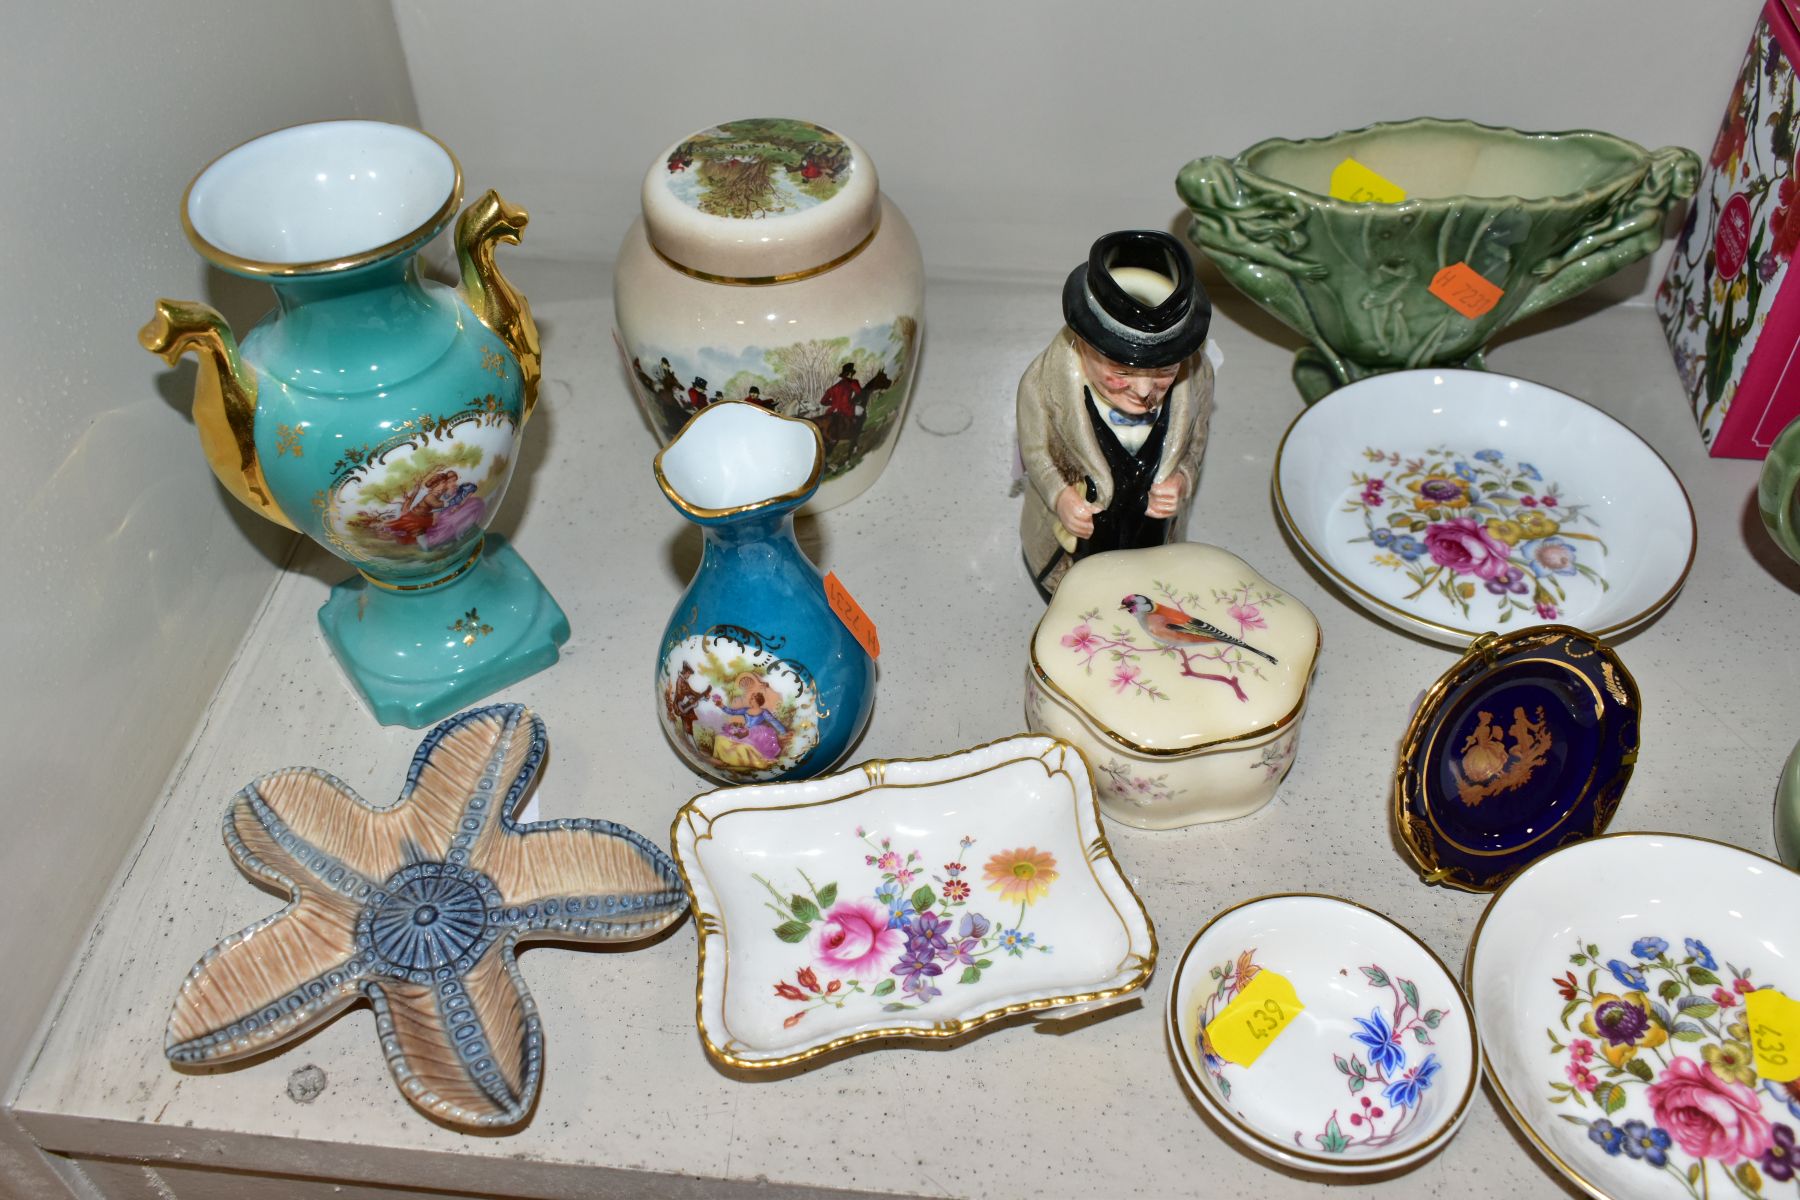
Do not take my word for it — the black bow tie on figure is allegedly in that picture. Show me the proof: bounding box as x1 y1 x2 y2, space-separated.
1106 407 1159 427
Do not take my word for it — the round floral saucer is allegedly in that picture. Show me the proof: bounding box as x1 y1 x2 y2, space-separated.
1272 370 1694 646
1468 834 1800 1200
1167 893 1480 1175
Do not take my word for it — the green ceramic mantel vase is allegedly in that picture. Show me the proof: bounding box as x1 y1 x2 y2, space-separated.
1177 118 1700 402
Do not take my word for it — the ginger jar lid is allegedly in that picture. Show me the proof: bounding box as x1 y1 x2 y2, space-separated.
1032 544 1321 754
642 117 881 281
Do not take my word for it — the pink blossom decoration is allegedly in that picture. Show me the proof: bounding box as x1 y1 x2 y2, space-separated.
877 851 900 871
1713 987 1738 1008
1228 602 1267 632
1566 1061 1598 1093
1570 1038 1594 1064
1423 517 1513 581
813 899 904 979
1110 665 1141 694
1536 602 1558 620
1061 624 1099 653
1645 1054 1773 1164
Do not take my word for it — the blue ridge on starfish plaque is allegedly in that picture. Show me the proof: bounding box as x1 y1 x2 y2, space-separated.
166 703 689 1130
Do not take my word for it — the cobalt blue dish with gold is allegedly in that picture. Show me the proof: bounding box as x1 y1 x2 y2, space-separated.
1393 626 1639 893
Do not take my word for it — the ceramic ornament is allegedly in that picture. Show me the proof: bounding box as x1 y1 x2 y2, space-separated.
615 117 924 512
1469 834 1800 1200
141 120 568 728
671 734 1156 1069
1167 894 1480 1176
1017 230 1215 599
1273 369 1695 645
165 704 687 1130
654 402 875 785
1027 543 1320 829
1179 118 1699 402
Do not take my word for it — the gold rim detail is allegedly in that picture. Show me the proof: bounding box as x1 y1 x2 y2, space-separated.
357 540 484 593
1165 890 1482 1169
1268 371 1698 645
1391 626 1641 892
1026 625 1321 758
1463 831 1797 1200
653 218 880 286
668 736 1158 1071
653 401 825 520
180 121 464 278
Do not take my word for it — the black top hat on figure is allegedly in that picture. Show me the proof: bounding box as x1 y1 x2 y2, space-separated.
1062 230 1211 368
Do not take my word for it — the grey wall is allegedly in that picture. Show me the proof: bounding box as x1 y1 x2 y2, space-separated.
395 0 1753 300
0 6 418 1195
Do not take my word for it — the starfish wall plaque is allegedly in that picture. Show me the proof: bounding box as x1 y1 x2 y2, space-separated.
166 703 689 1129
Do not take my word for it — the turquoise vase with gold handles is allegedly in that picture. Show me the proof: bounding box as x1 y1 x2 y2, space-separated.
141 120 568 728
1758 415 1800 867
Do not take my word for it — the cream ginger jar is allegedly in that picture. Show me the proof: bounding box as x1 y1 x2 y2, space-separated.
1027 544 1320 829
614 118 924 511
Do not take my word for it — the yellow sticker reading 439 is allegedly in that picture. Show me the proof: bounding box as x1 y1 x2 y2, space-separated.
1746 987 1800 1084
1329 158 1407 204
1204 969 1305 1068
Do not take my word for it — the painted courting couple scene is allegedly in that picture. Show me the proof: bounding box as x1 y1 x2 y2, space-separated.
629 316 917 479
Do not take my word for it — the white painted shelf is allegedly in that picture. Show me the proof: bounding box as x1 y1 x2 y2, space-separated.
13 259 1798 1199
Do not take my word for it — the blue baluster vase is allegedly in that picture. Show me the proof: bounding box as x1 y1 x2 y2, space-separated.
654 402 875 783
140 120 569 728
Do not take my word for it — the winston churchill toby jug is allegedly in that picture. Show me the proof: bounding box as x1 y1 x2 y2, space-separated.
1017 230 1215 599
141 121 568 727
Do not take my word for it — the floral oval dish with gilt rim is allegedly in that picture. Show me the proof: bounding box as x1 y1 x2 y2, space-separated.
1166 893 1480 1176
669 734 1156 1070
1394 625 1641 894
1272 369 1695 647
1467 833 1800 1200
163 704 689 1131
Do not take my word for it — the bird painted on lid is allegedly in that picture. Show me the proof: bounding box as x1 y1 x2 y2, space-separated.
1120 594 1278 665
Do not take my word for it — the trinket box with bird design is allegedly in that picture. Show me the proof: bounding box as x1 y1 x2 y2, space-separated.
1392 625 1641 892
1026 543 1321 828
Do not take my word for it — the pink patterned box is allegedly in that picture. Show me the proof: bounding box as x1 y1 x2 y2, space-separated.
1658 0 1800 459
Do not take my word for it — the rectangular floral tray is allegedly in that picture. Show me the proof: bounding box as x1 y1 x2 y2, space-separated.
671 735 1157 1069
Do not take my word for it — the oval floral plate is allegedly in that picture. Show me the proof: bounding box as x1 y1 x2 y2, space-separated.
1394 626 1641 893
670 735 1156 1068
1272 370 1695 646
1468 834 1800 1200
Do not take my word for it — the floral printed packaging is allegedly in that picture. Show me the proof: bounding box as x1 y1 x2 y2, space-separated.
1027 543 1320 829
1658 0 1800 458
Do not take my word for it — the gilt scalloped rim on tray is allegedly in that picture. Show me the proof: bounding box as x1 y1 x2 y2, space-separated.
1467 833 1800 1200
670 735 1157 1069
1393 625 1642 893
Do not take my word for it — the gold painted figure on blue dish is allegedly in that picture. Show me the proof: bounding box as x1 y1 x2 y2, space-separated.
140 121 568 727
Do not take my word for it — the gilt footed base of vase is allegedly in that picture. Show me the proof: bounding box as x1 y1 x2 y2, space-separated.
318 534 571 728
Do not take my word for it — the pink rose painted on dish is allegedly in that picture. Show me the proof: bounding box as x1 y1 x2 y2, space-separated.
813 899 903 979
1423 517 1512 581
1228 602 1267 632
1645 1055 1773 1164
